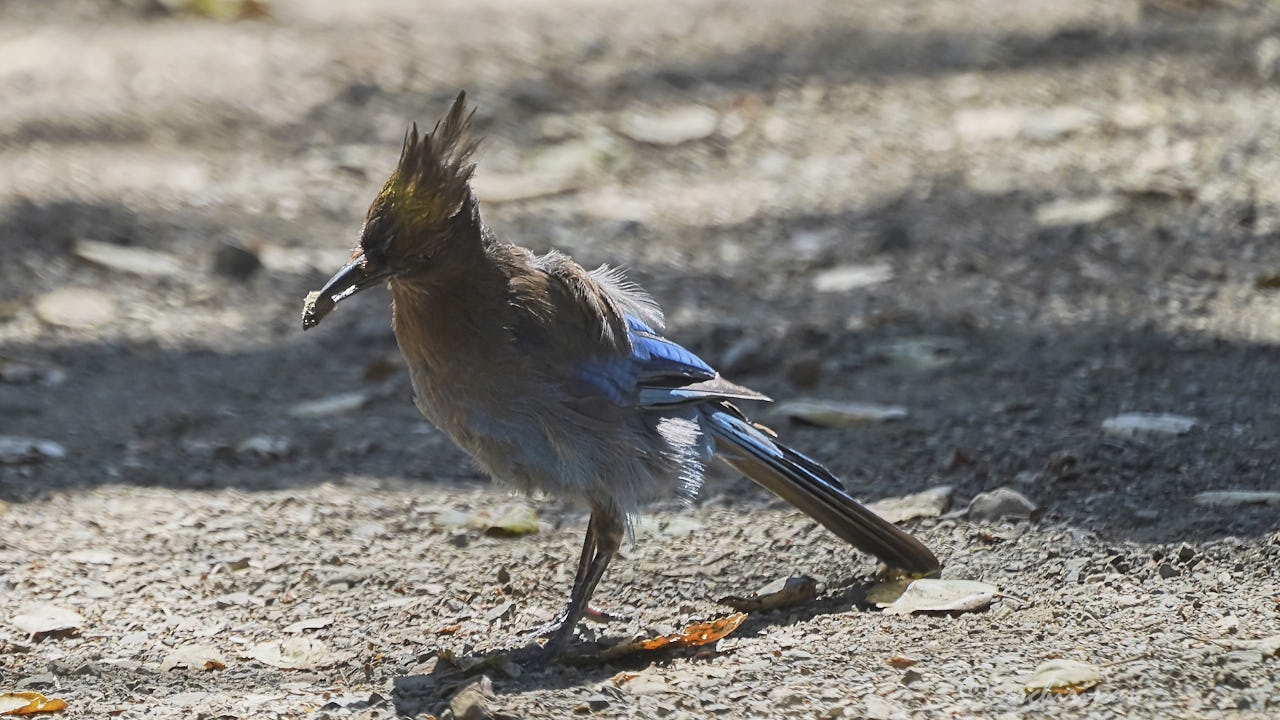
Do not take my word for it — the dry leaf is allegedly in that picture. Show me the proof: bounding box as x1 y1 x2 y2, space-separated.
160 644 226 671
886 655 917 669
1025 659 1103 695
718 576 818 612
600 613 747 659
880 579 998 615
0 692 68 715
11 604 83 636
865 578 913 607
484 505 539 536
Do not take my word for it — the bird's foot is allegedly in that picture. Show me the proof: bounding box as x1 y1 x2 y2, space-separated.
524 610 572 641
525 604 628 639
524 610 577 659
584 604 632 624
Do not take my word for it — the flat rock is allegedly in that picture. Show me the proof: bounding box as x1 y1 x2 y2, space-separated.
871 336 962 372
1101 413 1197 439
1035 196 1124 227
163 691 212 707
0 359 65 386
778 400 908 427
866 486 953 523
1193 490 1280 508
1024 659 1102 695
33 288 116 329
967 486 1038 521
236 435 292 461
953 107 1027 143
249 638 348 669
811 263 893 293
449 675 496 720
211 238 262 279
74 239 182 277
616 105 719 145
621 674 668 696
719 575 818 613
160 644 226 671
862 694 908 720
12 604 84 635
1021 106 1098 141
288 391 369 418
0 436 66 464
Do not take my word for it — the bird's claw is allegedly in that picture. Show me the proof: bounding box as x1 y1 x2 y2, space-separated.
584 605 632 624
524 611 571 640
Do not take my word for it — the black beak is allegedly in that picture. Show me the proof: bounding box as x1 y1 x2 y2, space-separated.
302 253 392 330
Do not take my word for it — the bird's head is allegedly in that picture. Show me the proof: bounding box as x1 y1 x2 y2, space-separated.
303 91 479 330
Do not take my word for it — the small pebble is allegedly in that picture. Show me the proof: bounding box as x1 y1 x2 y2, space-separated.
212 238 262 279
967 486 1038 521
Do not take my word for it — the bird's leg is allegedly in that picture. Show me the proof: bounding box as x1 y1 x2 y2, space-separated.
567 524 629 625
541 508 623 658
526 518 597 638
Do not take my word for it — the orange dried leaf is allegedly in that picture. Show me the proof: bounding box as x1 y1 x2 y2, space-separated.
886 655 917 669
601 613 748 659
436 624 461 635
674 613 747 646
0 691 69 715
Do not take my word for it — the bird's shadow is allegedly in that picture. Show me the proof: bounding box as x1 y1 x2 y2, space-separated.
388 578 885 717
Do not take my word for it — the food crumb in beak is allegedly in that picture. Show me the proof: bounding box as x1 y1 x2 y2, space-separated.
301 290 323 330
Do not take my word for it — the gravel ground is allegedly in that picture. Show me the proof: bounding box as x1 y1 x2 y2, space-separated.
2 1 1279 718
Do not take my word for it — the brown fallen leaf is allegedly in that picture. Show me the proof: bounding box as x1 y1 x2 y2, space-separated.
600 613 747 659
0 692 68 715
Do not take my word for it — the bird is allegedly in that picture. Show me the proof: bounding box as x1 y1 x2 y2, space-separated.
302 91 940 657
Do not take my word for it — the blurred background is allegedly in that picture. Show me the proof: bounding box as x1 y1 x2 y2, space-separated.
2 0 1279 716
4 0 1279 521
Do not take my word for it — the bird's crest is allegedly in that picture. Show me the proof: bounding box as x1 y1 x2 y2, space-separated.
375 91 479 229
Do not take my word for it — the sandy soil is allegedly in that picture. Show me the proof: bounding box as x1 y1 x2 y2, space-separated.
2 0 1279 717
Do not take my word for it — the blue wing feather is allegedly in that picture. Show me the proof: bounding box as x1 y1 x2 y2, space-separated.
575 314 718 404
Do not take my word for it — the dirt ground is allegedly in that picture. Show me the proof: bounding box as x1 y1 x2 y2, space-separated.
2 0 1280 717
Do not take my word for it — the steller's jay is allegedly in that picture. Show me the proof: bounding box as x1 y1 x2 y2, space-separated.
303 92 940 657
